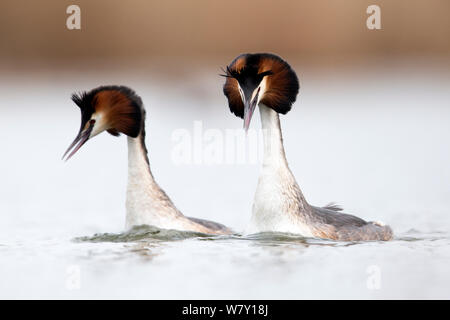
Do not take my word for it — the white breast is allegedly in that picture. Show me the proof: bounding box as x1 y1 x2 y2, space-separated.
125 135 185 230
244 104 314 237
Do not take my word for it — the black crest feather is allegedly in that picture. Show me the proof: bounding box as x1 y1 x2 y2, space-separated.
70 85 144 138
222 53 299 118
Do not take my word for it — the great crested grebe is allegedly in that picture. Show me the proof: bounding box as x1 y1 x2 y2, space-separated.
63 85 232 235
222 53 393 241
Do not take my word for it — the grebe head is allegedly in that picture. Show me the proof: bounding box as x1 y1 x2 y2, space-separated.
222 53 299 130
63 85 144 161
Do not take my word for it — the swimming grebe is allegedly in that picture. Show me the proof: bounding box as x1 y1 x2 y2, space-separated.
222 53 393 241
63 85 232 235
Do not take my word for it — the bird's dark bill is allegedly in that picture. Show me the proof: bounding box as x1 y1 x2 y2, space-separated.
62 121 95 161
243 88 260 131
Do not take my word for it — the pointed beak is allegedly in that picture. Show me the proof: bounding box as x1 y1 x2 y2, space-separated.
62 120 95 161
243 87 260 132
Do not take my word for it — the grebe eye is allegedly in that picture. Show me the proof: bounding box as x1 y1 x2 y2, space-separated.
89 119 96 125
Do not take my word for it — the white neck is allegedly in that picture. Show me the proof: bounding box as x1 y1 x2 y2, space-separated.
125 132 182 229
259 104 289 169
246 104 312 235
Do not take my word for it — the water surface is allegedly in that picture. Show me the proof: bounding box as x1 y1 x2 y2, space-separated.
0 70 449 299
1 224 448 299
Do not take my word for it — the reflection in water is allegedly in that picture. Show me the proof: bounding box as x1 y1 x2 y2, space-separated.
0 70 448 299
124 242 161 261
71 225 450 270
0 224 448 299
76 224 449 246
394 229 449 242
74 225 213 243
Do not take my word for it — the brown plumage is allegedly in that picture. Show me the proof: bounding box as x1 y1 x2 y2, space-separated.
71 85 143 138
65 85 233 235
223 74 245 118
309 206 393 241
222 53 394 241
223 53 299 118
94 89 142 137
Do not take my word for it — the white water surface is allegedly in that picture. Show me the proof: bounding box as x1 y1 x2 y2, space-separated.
0 66 449 299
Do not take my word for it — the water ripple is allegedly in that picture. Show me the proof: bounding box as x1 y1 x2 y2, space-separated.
73 225 429 247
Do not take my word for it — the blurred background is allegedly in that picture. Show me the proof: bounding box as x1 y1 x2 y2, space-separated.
0 0 449 299
0 0 449 71
1 0 449 230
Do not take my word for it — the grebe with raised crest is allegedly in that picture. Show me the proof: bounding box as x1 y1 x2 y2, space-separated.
222 53 393 241
63 85 232 235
